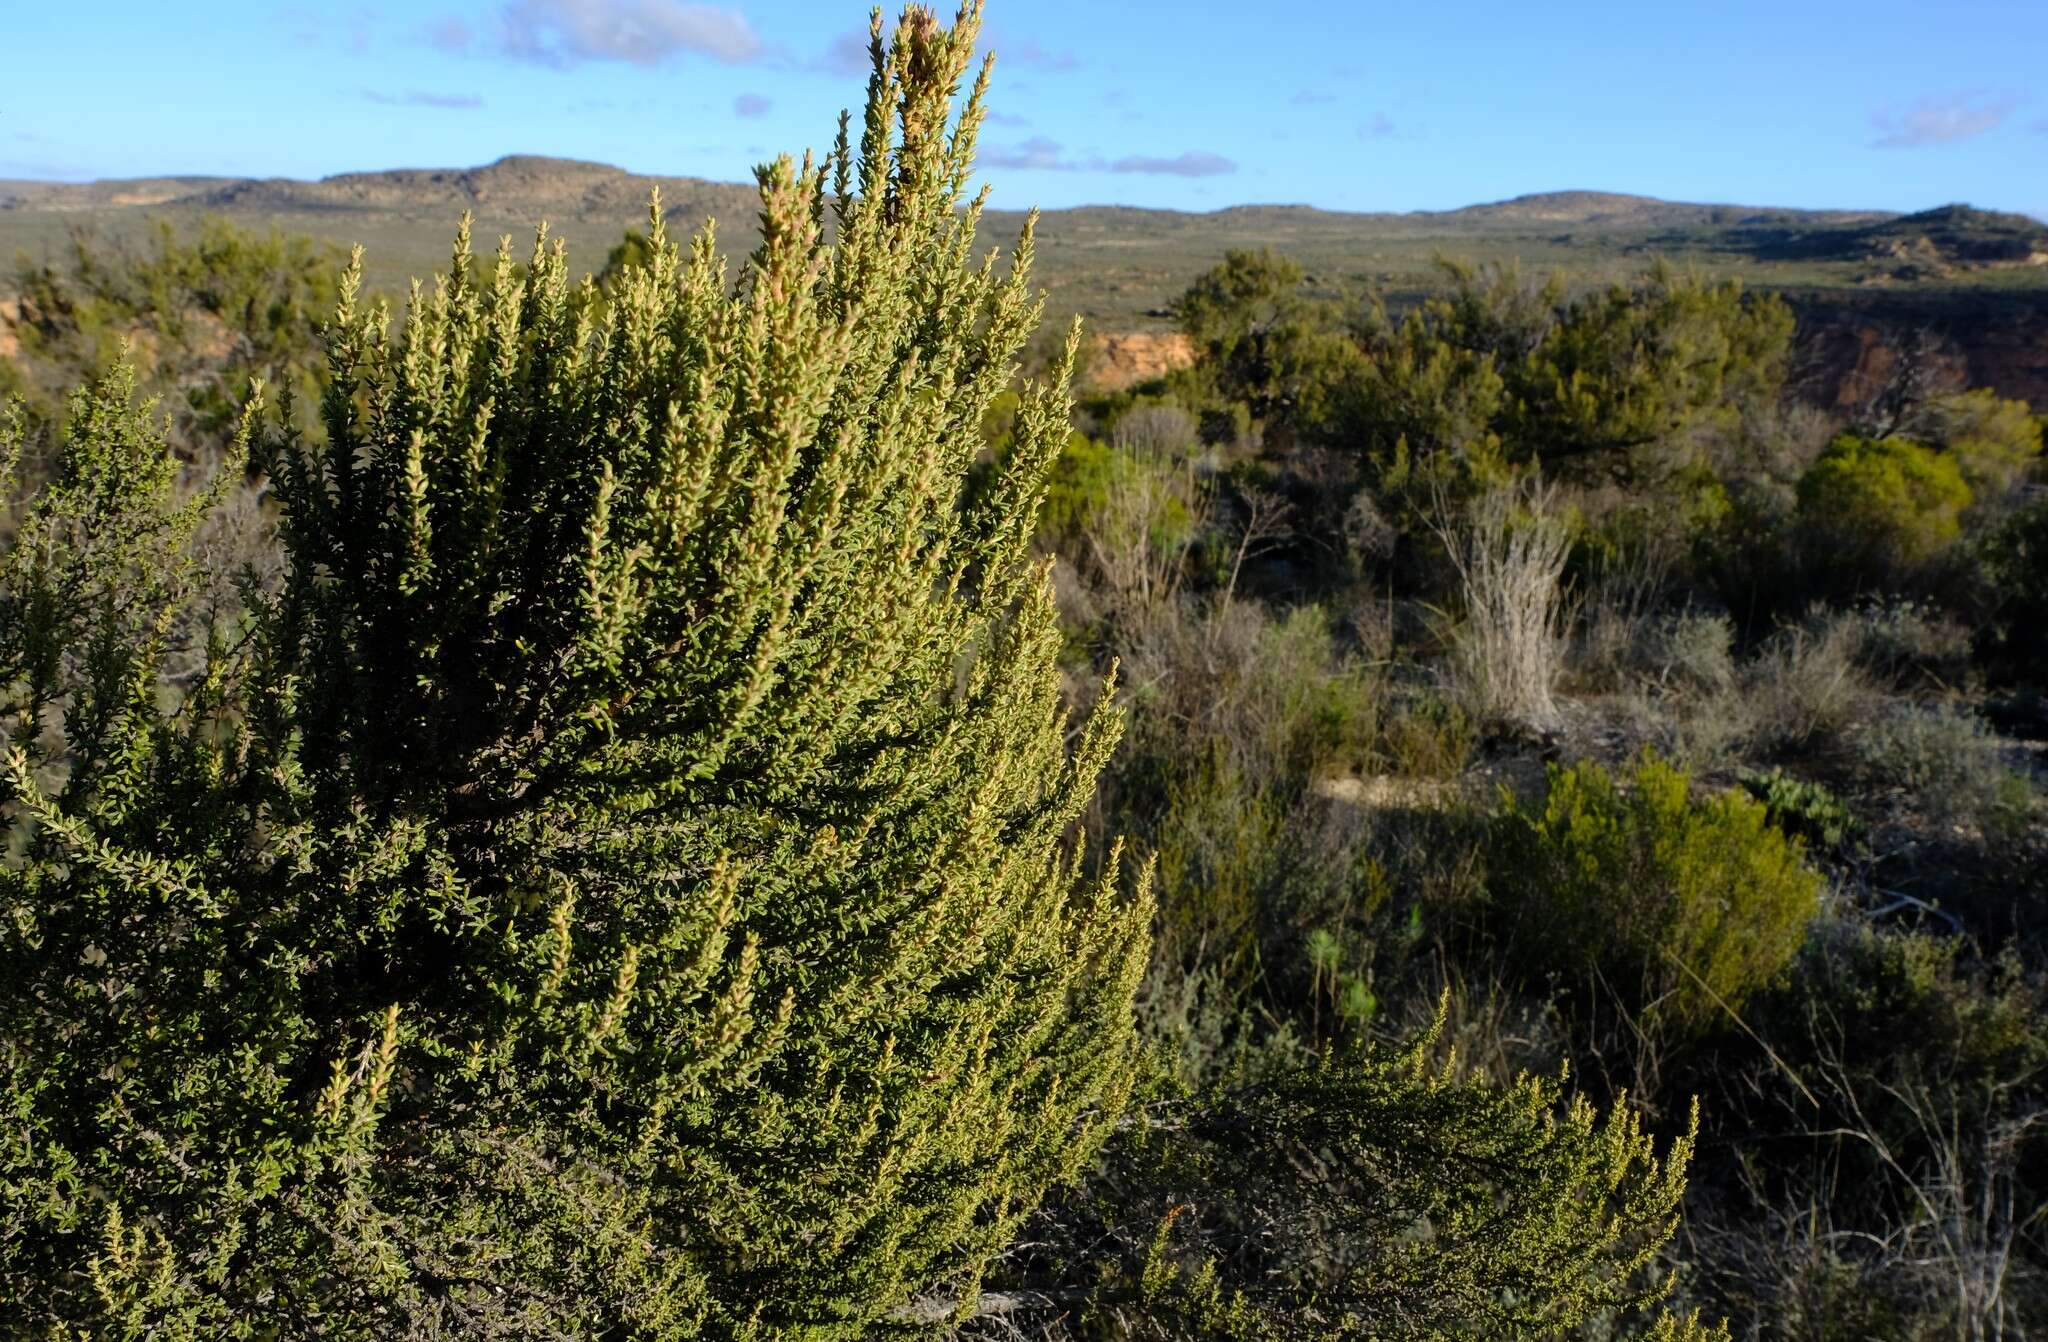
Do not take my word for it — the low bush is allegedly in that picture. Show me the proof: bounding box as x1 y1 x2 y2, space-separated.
1795 434 1971 586
1743 616 1878 758
1975 496 2048 671
1739 769 1862 856
1488 751 1824 1036
1851 700 2018 830
1839 596 1973 691
1641 609 1739 695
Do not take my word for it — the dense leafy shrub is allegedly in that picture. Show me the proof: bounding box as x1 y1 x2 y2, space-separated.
1 11 1155 1335
1796 434 1971 582
1489 752 1823 1035
1002 1025 1724 1342
1976 496 2048 669
1904 387 2044 497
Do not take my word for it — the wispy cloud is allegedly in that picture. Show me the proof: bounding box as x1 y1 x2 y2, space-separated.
1109 151 1235 178
458 0 762 68
733 92 771 118
427 16 472 51
981 136 1071 171
987 31 1078 73
976 138 1236 177
1871 94 2012 149
817 27 872 75
1291 90 1335 106
1360 113 1397 139
362 88 484 109
815 23 1077 77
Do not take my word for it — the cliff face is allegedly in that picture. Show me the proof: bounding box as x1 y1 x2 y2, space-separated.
1086 330 1196 390
1787 290 2048 413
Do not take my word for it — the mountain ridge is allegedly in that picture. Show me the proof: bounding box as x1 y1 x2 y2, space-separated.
0 156 1898 229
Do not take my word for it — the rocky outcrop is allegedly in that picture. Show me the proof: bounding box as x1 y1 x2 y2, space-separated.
1788 290 2048 413
1086 330 1195 391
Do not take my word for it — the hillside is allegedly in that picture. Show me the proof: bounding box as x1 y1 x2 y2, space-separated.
4 156 2046 406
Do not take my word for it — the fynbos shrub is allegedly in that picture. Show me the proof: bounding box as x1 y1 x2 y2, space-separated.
1490 751 1823 1035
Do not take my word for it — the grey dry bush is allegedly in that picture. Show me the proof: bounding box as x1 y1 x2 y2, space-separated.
1438 480 1572 732
1852 700 2018 830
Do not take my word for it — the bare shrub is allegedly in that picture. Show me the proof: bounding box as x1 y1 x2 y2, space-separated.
1082 453 1211 619
1642 610 1739 695
1436 480 1572 732
1744 615 1878 757
1111 401 1199 460
1852 700 2019 831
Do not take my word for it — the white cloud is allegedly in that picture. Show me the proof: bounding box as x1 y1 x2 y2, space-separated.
490 0 761 68
1110 151 1236 178
363 88 484 109
1871 95 2013 149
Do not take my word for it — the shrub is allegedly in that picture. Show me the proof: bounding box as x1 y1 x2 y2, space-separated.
9 213 341 448
1739 768 1862 856
1 11 1154 1335
1641 609 1739 695
1381 690 1477 779
1796 434 1971 583
1841 596 1973 690
1441 480 1572 731
1976 496 2048 670
1851 700 2017 829
1489 752 1824 1036
1744 615 1878 757
1905 388 2043 497
1008 1029 1723 1342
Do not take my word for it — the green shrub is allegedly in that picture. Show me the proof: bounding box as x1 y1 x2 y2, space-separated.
1489 751 1823 1035
0 12 1153 1335
10 214 341 448
1382 690 1477 779
1740 768 1862 855
1977 496 2048 669
1796 434 1971 581
1906 388 2043 496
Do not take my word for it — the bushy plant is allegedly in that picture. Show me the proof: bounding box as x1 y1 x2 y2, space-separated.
1 10 1155 1335
1641 609 1739 695
9 214 342 448
1975 495 2048 670
1796 434 1971 583
1739 768 1862 856
1904 388 2043 497
1852 700 2018 829
1743 615 1879 757
1489 751 1823 1036
1840 596 1973 690
1002 1026 1724 1342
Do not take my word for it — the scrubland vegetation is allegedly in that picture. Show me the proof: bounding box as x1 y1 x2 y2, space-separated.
2 5 2044 1339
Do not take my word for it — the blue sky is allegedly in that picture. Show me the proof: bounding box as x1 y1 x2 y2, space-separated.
4 1 2044 217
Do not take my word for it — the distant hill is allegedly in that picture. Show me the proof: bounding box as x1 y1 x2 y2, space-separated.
3 157 2045 407
1708 204 2048 279
1433 190 1883 229
185 155 762 226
